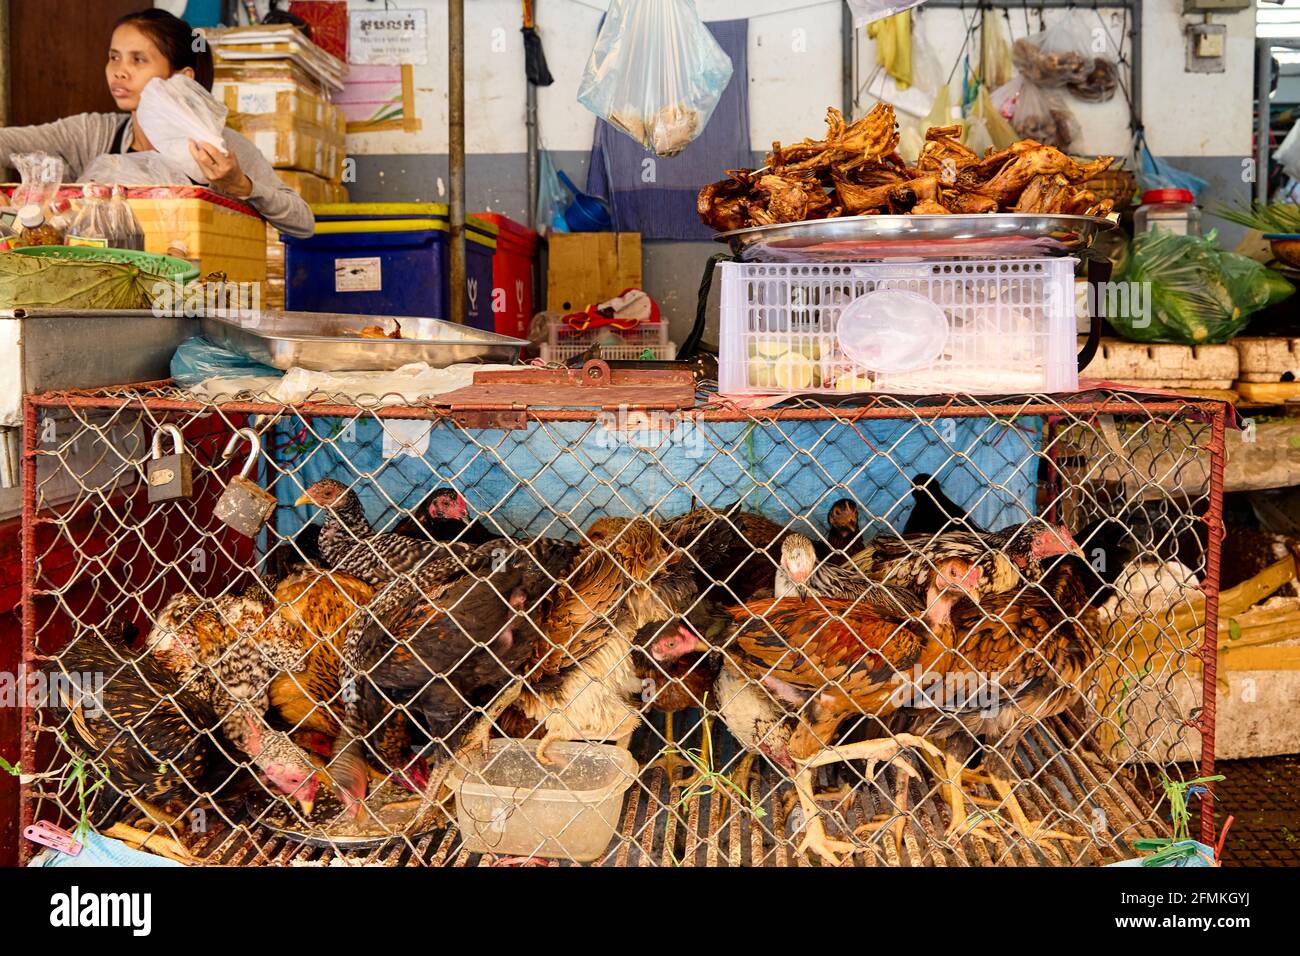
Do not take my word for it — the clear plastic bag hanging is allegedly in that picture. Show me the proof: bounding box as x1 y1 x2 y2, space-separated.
846 0 927 27
577 0 733 157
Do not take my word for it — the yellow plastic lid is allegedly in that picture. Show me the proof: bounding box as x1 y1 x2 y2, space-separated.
311 218 448 234
466 228 496 250
466 214 499 237
310 202 449 217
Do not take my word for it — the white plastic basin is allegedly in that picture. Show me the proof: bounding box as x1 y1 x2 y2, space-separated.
446 738 639 862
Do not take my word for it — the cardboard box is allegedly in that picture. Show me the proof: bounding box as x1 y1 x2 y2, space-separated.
547 233 642 313
275 169 349 205
216 81 343 132
232 115 345 181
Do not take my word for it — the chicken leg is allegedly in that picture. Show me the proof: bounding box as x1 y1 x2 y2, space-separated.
982 771 1086 860
793 734 942 866
642 712 698 785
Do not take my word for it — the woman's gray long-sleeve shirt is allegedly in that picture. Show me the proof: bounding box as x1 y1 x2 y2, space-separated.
0 112 315 238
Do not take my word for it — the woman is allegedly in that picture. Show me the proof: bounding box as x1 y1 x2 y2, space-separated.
0 8 312 238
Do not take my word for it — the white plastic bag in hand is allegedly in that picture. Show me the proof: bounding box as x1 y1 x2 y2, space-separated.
136 75 229 185
577 0 733 157
846 0 927 28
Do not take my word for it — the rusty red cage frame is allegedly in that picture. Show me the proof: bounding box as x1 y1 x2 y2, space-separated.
16 382 1229 864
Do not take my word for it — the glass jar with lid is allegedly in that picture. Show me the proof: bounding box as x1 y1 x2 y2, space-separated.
1135 189 1201 237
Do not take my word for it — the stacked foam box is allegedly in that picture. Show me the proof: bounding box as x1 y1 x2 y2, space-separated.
208 26 349 311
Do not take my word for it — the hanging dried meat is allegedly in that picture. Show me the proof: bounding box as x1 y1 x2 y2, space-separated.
696 102 1115 231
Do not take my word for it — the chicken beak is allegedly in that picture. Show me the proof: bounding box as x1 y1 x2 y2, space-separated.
298 795 314 816
294 493 313 506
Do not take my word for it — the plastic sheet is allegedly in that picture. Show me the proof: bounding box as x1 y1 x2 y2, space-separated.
577 0 733 157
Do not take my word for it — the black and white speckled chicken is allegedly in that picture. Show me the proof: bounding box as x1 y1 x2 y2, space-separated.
295 478 476 586
55 624 316 826
775 533 918 616
850 521 1083 599
143 590 323 813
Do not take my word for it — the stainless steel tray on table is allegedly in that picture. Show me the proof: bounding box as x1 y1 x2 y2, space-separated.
716 213 1116 260
200 310 528 372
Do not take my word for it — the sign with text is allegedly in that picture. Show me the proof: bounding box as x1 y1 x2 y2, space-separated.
349 8 428 65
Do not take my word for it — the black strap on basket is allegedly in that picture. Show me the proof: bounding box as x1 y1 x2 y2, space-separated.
1078 249 1113 374
679 251 734 361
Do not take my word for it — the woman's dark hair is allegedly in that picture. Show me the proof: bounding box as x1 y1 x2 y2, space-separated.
114 8 214 91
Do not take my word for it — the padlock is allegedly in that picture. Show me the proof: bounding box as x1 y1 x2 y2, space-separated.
213 428 278 537
146 424 193 503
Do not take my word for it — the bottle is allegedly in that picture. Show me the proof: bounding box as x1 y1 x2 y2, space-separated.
47 197 74 234
0 208 17 251
1134 189 1201 237
12 203 64 246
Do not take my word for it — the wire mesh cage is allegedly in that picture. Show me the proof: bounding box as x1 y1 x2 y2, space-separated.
18 383 1226 867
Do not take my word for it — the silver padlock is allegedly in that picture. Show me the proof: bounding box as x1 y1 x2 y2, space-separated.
213 428 278 537
146 424 193 503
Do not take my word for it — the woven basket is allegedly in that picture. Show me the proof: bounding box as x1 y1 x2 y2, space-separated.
1082 167 1138 210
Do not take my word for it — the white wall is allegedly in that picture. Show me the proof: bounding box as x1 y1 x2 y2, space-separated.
344 0 843 156
857 1 1256 159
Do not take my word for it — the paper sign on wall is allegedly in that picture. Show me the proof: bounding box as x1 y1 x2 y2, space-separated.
349 8 428 65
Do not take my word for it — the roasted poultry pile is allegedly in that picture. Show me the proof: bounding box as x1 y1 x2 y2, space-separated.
57 472 1108 866
697 102 1115 231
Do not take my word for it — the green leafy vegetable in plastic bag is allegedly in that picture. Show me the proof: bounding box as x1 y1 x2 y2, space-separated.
0 251 171 310
1113 228 1294 344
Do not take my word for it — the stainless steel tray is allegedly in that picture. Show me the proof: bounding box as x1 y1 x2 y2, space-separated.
716 213 1116 260
200 310 528 372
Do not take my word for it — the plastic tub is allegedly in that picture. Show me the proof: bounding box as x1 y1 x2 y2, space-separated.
9 245 200 283
837 289 948 373
446 738 638 862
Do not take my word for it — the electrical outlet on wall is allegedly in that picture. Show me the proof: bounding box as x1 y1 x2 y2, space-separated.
1186 23 1228 74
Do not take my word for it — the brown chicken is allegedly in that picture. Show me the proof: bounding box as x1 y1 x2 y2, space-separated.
888 556 1101 858
651 564 971 865
506 518 690 764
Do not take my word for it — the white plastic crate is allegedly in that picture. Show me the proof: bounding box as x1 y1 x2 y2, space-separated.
718 258 1079 395
540 318 676 363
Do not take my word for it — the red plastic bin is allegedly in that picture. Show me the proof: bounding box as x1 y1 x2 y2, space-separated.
472 212 538 339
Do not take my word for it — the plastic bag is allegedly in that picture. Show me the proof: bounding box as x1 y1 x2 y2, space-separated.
108 185 145 251
1013 14 1118 101
1113 228 1294 345
577 0 733 157
171 335 279 387
991 76 1078 151
846 0 927 27
136 74 229 184
978 10 1013 92
10 153 65 214
66 184 114 248
1138 142 1210 202
80 152 192 186
535 150 571 237
864 10 940 120
965 84 1018 153
899 81 955 163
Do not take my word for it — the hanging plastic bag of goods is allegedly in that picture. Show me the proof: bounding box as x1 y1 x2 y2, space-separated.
846 0 928 27
577 0 733 157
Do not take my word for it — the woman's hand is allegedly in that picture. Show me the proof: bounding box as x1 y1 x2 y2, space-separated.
188 139 253 198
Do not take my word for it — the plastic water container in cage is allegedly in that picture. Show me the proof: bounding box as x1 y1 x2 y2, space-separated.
446 739 638 862
836 289 948 373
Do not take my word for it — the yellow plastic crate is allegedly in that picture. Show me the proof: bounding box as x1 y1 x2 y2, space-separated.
127 195 267 284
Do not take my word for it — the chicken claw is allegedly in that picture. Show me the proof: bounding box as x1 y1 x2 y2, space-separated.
792 734 942 866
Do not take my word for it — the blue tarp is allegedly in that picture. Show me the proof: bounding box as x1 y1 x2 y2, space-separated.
266 414 1044 543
